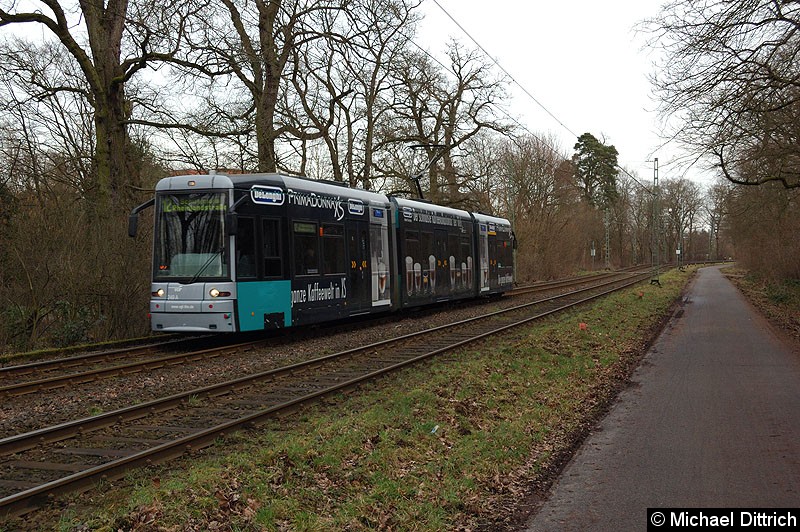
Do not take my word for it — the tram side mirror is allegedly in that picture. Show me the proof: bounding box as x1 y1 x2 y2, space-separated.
128 214 139 238
226 213 238 236
128 198 154 238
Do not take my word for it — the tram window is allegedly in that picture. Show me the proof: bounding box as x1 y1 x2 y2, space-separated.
420 231 433 258
294 221 319 275
405 230 419 262
236 217 257 278
461 237 471 261
322 224 345 275
404 230 420 289
263 218 282 278
448 235 459 262
461 237 472 286
500 238 513 267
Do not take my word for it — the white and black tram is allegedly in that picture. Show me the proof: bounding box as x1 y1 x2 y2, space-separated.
129 172 515 333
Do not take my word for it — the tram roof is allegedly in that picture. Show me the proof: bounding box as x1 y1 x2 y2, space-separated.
158 173 390 205
156 173 237 191
391 196 472 220
155 173 505 224
471 211 512 227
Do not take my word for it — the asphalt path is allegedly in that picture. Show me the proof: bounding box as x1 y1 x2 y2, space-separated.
524 266 800 531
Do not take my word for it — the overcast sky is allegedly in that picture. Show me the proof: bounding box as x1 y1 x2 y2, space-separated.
416 0 710 187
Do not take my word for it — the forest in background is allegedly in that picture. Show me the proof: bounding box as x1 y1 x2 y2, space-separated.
0 0 796 352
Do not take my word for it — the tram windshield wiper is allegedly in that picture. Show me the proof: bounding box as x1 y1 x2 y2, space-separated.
184 249 224 285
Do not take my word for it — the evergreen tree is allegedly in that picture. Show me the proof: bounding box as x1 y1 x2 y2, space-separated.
572 132 619 208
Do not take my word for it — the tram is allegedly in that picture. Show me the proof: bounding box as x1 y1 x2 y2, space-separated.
129 172 515 332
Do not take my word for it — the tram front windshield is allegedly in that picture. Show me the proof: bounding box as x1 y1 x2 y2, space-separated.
154 192 229 281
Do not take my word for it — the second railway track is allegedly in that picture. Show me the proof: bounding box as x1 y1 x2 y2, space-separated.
0 269 652 518
0 268 647 399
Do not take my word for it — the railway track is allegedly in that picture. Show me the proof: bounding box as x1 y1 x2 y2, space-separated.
508 267 647 296
0 338 262 398
0 268 648 399
0 270 651 518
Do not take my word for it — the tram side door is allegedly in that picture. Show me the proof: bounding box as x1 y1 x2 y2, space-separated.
347 221 371 313
434 229 448 297
488 232 498 289
478 225 490 293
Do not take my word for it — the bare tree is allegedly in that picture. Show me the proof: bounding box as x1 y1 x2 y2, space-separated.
286 0 415 186
377 47 444 194
492 134 588 279
612 172 651 267
315 0 420 189
166 0 347 173
705 178 733 261
387 41 511 207
726 183 800 278
0 111 160 350
0 40 96 199
660 177 704 262
626 183 654 266
0 0 198 214
647 0 800 188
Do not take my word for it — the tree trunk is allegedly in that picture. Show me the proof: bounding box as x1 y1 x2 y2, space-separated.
82 0 131 216
92 87 130 214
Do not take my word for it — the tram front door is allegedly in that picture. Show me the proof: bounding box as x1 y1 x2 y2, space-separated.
347 222 371 313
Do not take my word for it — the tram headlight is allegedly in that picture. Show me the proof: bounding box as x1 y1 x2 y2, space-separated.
209 288 231 298
152 288 165 297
